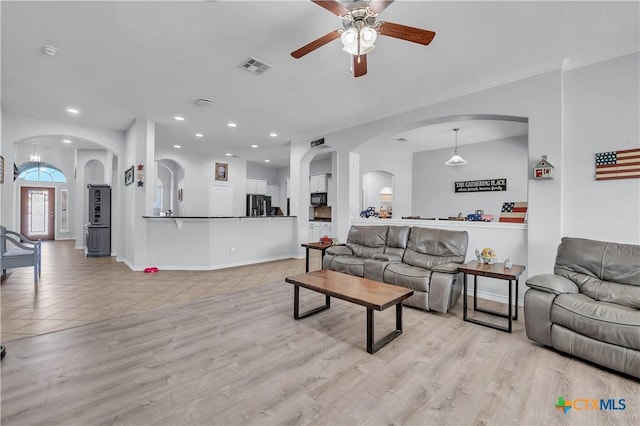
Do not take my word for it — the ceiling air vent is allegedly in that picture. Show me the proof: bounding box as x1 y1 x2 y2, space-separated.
239 57 272 75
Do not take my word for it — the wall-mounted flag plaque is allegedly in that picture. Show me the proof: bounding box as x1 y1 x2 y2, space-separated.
595 148 640 181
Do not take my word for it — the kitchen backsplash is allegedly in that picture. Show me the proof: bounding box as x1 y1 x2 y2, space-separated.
313 205 332 219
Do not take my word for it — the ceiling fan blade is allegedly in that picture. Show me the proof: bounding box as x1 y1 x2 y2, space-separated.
378 21 436 45
353 54 367 78
368 0 394 14
311 0 349 17
291 30 341 58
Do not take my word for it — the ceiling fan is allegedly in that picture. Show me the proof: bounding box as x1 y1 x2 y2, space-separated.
291 0 436 77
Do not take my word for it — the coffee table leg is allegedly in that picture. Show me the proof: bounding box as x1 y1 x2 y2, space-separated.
367 303 404 354
293 285 331 320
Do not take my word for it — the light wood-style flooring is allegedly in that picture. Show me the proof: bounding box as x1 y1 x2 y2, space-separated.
1 241 638 425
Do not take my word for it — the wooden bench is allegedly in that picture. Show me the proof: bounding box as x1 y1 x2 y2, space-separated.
1 226 41 284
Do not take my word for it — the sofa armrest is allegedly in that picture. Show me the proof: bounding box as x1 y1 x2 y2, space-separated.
525 274 578 295
372 253 402 262
326 245 352 256
431 263 460 274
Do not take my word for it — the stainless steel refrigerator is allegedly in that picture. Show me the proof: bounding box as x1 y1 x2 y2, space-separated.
246 194 271 216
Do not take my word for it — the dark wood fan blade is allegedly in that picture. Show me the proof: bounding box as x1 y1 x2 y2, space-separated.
311 0 349 17
291 30 341 58
368 0 394 14
353 54 367 78
378 21 436 45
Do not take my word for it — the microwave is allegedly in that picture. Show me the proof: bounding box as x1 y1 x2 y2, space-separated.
310 192 327 206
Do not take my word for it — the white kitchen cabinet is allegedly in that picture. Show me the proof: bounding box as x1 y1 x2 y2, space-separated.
308 222 321 242
308 221 332 242
309 174 328 193
320 222 333 238
247 178 267 195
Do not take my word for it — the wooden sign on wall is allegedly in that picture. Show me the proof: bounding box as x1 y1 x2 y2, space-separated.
455 178 507 193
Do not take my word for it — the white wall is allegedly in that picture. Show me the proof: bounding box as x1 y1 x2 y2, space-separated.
246 162 279 184
412 136 528 218
562 53 640 243
154 149 247 217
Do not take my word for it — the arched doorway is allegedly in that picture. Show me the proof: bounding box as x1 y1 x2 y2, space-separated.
15 162 68 240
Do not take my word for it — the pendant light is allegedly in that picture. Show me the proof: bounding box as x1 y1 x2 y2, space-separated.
30 145 41 163
444 128 468 166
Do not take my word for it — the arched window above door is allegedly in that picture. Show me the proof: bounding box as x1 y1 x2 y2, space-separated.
17 162 67 183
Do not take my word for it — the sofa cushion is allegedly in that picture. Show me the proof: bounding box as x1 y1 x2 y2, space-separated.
402 227 468 269
554 237 640 309
551 293 640 350
384 226 410 258
383 262 432 292
345 225 388 259
331 256 366 277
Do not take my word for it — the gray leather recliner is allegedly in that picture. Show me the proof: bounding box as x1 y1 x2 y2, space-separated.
524 237 640 378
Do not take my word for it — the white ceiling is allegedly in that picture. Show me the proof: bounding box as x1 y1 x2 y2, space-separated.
2 1 638 168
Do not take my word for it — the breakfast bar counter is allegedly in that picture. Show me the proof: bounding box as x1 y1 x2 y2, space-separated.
141 216 297 271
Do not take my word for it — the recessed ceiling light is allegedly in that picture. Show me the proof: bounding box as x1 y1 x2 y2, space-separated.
195 133 204 138
62 139 71 144
225 153 233 157
269 133 278 137
251 144 259 148
264 159 270 163
67 108 79 114
42 45 59 56
195 98 214 106
174 145 181 149
227 122 237 128
174 116 185 121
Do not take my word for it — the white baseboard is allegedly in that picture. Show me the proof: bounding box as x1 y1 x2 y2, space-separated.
120 254 297 272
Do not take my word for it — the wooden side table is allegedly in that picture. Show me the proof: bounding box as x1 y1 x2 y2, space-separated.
300 242 334 272
457 261 525 333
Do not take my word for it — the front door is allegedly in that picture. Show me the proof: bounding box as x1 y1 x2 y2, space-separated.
20 187 55 240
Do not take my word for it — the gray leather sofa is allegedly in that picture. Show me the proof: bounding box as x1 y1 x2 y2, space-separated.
524 237 640 378
323 225 469 313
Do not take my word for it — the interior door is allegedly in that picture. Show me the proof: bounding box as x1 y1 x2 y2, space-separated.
20 186 55 240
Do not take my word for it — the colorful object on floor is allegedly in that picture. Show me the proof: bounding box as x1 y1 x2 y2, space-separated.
595 148 640 180
144 267 158 273
476 248 497 264
499 202 527 223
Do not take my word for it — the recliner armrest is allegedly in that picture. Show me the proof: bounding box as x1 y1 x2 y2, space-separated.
326 245 353 256
372 253 402 262
525 274 578 295
431 263 460 274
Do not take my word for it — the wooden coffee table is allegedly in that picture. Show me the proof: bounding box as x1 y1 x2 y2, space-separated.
285 270 414 354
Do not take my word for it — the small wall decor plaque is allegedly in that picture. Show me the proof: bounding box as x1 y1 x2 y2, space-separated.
533 155 554 179
124 166 134 185
455 178 507 193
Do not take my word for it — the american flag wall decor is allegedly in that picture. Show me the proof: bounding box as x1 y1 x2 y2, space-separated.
499 202 528 223
595 148 640 181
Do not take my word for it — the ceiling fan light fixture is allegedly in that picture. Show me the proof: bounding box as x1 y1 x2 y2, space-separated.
361 26 377 44
341 27 358 54
444 128 468 166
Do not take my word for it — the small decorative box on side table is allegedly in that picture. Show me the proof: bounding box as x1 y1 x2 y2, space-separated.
457 261 526 333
